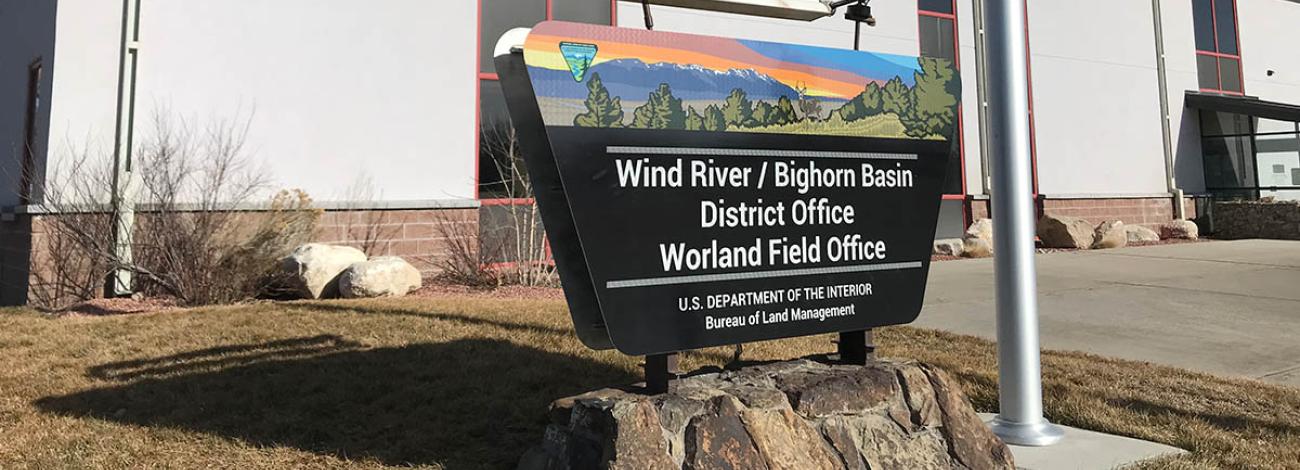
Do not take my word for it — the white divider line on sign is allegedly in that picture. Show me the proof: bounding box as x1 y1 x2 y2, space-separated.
606 146 918 161
605 261 924 289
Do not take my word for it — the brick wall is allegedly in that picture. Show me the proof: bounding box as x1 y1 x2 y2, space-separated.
0 207 480 306
0 215 34 306
1041 197 1196 229
311 207 479 275
966 196 1194 231
970 198 989 221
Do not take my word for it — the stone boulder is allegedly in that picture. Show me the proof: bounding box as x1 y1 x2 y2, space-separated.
338 256 423 298
279 244 368 299
519 359 1014 470
962 237 994 258
964 218 993 245
1037 215 1094 249
1123 225 1164 244
958 218 994 258
1091 220 1128 249
1160 219 1199 240
1124 225 1161 243
933 238 964 257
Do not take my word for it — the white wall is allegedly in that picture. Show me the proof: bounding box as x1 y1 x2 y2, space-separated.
1026 0 1169 197
0 0 57 206
1237 0 1300 113
46 0 478 205
620 1 984 195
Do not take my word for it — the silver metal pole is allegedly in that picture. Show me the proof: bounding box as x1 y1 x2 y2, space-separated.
984 0 1064 447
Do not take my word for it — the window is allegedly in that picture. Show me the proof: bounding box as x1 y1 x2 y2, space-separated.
1192 0 1243 94
21 60 42 204
479 0 547 76
1199 111 1300 202
917 2 957 64
552 0 613 25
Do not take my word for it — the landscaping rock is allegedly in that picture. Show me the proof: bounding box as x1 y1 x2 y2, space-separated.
933 238 964 257
958 218 995 258
1160 219 1200 240
520 359 1014 470
962 237 994 258
964 218 994 245
280 244 368 299
1124 225 1161 243
1092 220 1128 249
338 256 422 298
1037 215 1094 249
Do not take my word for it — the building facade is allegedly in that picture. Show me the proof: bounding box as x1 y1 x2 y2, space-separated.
2 0 1299 305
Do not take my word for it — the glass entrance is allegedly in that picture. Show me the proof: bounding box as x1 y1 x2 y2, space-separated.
1200 111 1300 201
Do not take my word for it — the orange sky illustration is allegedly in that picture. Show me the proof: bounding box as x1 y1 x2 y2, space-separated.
524 24 880 99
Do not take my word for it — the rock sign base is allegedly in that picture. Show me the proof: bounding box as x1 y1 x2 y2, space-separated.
519 359 1015 470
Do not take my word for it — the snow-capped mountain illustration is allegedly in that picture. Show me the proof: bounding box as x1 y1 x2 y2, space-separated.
531 58 807 101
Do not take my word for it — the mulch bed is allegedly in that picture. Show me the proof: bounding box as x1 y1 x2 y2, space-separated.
59 297 180 318
408 283 566 300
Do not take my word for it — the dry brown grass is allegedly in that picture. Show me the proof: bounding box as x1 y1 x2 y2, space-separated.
0 296 1296 469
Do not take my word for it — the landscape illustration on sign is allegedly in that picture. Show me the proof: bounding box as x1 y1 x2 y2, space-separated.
524 22 959 139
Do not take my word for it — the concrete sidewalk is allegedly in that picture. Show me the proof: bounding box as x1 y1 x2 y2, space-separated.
976 414 1184 470
915 239 1300 387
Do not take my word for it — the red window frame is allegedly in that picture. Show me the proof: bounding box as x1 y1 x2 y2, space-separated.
475 0 618 201
1196 0 1245 95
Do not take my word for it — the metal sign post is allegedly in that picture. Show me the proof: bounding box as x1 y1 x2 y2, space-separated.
984 0 1064 446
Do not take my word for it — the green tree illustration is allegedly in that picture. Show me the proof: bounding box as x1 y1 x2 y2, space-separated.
837 82 884 122
573 73 625 128
880 77 913 117
702 104 727 132
631 83 686 129
900 57 960 138
774 96 798 125
752 101 775 127
722 88 755 127
685 106 705 131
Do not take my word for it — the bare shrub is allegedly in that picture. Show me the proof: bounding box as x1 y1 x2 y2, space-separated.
455 122 557 287
31 112 319 309
336 175 400 257
431 208 498 287
26 148 118 310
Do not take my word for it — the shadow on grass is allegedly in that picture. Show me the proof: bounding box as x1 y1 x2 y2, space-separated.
36 336 637 469
278 303 743 366
282 302 578 338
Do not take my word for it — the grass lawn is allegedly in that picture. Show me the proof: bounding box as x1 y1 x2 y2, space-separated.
1 296 1297 469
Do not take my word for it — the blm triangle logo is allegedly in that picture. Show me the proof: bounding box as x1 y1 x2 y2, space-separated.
559 42 598 82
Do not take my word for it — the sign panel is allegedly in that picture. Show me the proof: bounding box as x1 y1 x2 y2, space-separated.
497 22 960 356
